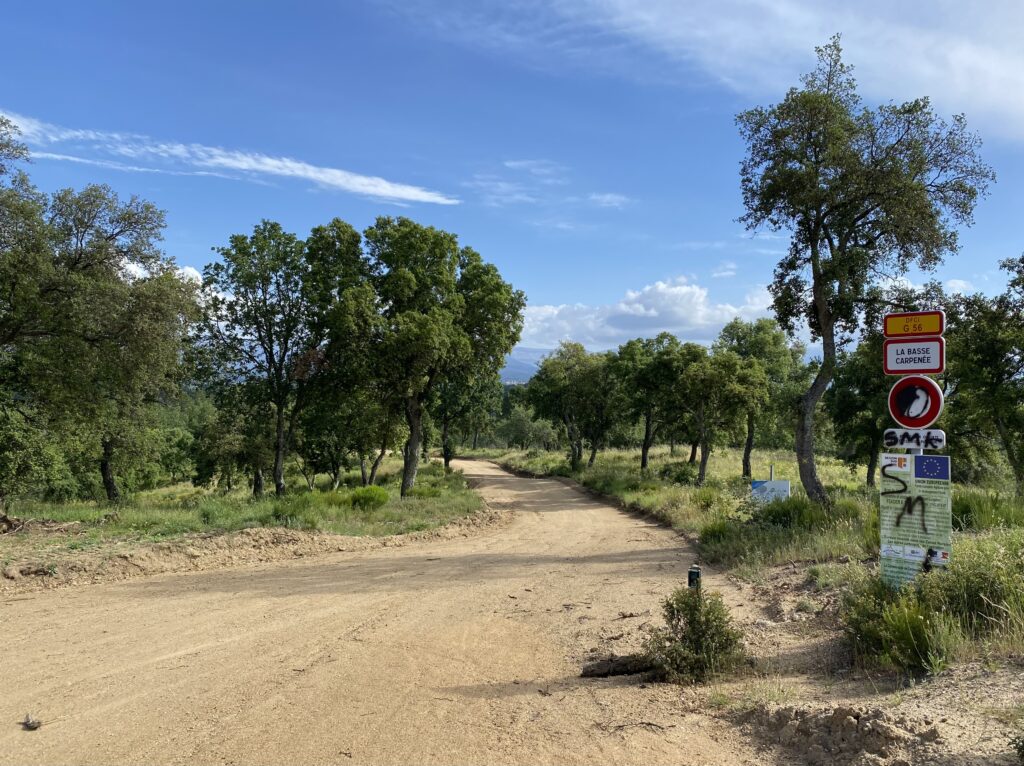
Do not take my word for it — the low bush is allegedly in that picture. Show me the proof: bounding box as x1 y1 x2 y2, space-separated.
658 461 699 485
751 495 830 530
843 530 1024 672
644 586 743 683
953 489 1024 531
351 485 389 510
1011 730 1024 764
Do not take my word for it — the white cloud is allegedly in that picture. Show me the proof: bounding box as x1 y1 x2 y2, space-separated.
397 0 1024 139
945 278 974 294
503 158 569 183
711 260 737 278
465 174 538 206
521 275 770 347
588 192 630 209
4 110 459 205
178 266 203 284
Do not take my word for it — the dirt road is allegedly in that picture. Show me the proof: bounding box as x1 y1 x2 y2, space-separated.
2 460 769 766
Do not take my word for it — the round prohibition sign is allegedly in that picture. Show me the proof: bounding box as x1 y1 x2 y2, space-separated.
888 374 944 429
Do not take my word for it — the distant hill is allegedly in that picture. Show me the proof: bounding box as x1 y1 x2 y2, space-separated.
500 346 552 383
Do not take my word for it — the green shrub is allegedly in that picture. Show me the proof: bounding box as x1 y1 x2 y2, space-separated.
691 486 726 513
752 495 829 529
1010 730 1024 764
644 587 743 683
953 489 1024 531
418 462 445 478
658 461 699 485
842 577 955 673
917 530 1024 632
405 485 441 498
351 485 389 510
841 537 1024 673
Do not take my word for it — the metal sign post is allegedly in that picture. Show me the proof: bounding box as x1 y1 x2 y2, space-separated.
879 311 952 587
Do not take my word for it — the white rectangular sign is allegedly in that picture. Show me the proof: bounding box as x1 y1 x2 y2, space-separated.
751 480 790 503
883 429 946 451
883 337 944 375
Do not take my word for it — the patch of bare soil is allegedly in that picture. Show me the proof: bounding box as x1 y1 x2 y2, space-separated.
2 460 1020 765
678 562 1024 765
1 503 508 594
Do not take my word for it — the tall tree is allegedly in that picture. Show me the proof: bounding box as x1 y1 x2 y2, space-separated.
946 258 1024 495
199 219 364 496
714 318 802 478
528 342 591 470
577 351 627 467
736 36 993 504
676 346 768 485
613 333 684 471
365 217 523 495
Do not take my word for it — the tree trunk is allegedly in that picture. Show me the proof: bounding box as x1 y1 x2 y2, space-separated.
640 413 654 471
370 444 387 486
795 363 833 506
742 410 755 479
669 438 676 457
100 437 121 503
359 457 369 487
472 430 479 450
866 447 879 489
252 466 265 498
272 405 287 497
697 441 712 486
588 445 598 467
797 254 836 507
442 420 454 470
330 468 341 491
688 441 698 465
401 397 423 497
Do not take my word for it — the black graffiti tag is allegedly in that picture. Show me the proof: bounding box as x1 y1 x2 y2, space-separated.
880 464 928 534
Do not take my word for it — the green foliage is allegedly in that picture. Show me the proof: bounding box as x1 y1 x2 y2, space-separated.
945 258 1024 496
843 531 1024 672
953 489 1024 530
751 496 830 529
736 35 993 503
644 587 743 683
1010 731 1024 764
350 485 389 510
658 461 699 485
826 333 889 486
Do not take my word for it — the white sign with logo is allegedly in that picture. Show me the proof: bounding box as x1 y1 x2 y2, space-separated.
751 480 791 503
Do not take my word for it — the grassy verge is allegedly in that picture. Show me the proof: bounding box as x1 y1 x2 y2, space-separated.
1 459 481 564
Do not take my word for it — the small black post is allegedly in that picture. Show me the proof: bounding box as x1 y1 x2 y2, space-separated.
688 564 702 590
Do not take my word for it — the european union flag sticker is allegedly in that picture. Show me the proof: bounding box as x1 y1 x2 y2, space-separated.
914 455 949 481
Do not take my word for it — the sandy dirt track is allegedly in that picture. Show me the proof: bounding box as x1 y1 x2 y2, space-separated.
2 460 770 766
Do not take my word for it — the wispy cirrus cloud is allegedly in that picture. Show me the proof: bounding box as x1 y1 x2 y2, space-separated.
588 192 631 209
468 159 630 217
388 0 1024 139
4 110 459 205
711 260 737 278
503 158 569 183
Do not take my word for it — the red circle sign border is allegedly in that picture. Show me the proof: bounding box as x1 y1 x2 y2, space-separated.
888 375 944 429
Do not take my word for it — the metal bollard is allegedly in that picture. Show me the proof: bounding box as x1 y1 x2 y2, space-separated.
688 564 702 590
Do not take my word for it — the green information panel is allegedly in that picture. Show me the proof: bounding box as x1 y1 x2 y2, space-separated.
879 453 952 588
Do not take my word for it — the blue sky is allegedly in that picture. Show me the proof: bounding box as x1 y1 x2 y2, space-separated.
5 1 1024 349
